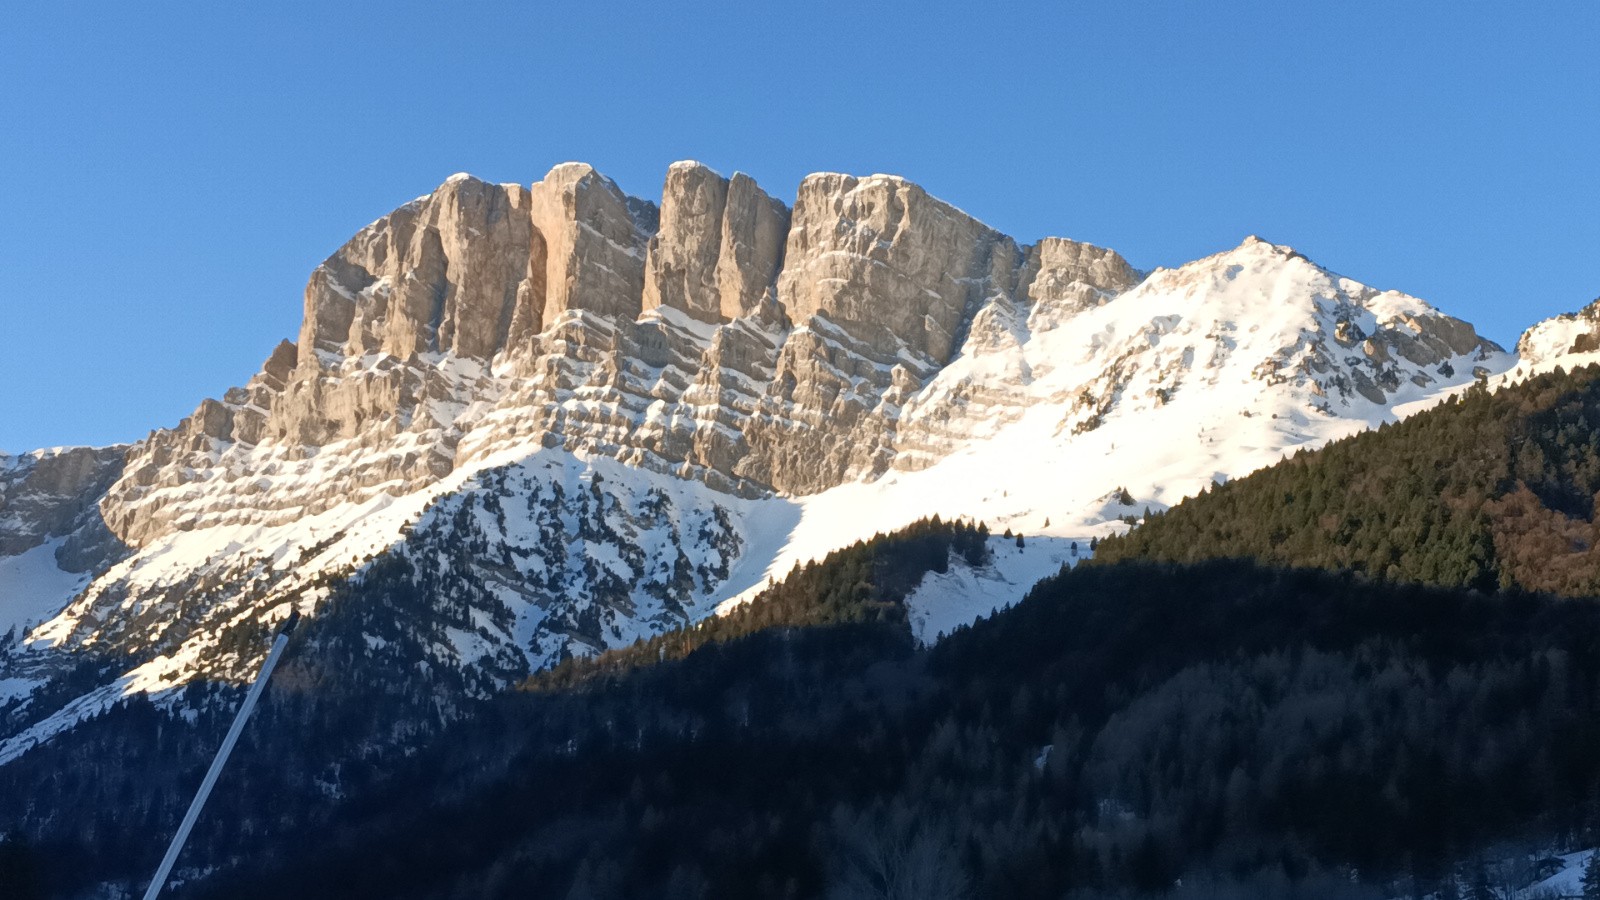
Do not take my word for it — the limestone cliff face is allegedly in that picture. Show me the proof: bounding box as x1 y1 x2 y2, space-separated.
527 163 657 326
299 174 536 364
0 446 125 563
1020 237 1142 312
713 173 1024 490
293 164 654 371
717 172 791 319
104 166 659 544
777 173 1020 364
642 162 789 323
94 163 1504 551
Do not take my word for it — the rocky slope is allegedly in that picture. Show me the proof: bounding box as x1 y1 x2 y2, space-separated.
0 160 1512 766
0 446 125 560
1511 296 1600 370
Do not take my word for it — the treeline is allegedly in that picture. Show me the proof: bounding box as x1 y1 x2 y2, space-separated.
185 559 1600 899
532 516 989 691
1096 364 1600 595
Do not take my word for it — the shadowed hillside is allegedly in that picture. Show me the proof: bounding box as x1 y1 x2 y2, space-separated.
185 557 1600 900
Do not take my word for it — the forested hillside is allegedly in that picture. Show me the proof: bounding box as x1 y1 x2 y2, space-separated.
0 520 990 899
1096 364 1600 595
172 366 1600 900
532 517 990 691
184 559 1600 899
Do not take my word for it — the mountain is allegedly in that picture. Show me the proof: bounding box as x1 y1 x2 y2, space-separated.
0 160 1536 895
0 164 1509 757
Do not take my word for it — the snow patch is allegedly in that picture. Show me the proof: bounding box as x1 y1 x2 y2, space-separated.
904 536 1084 645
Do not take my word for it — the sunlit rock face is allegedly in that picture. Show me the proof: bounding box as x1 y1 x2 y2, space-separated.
643 161 789 324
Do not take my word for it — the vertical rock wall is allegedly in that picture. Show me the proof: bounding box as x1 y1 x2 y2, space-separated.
100 161 1153 545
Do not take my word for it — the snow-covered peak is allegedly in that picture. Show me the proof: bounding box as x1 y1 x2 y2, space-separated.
879 237 1510 552
1156 240 1485 365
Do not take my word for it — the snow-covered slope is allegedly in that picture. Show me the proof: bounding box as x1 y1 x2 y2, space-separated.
1499 295 1600 381
878 236 1508 534
903 536 1085 645
0 163 1515 765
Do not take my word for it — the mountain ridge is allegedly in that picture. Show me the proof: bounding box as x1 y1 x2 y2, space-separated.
0 159 1535 774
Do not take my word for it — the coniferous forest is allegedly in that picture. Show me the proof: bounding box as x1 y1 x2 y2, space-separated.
13 368 1600 898
1097 365 1600 596
189 559 1600 899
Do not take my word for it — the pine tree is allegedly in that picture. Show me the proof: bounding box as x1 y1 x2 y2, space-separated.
1582 850 1600 900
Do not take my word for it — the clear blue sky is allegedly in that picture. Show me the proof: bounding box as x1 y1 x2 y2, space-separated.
2 2 1596 452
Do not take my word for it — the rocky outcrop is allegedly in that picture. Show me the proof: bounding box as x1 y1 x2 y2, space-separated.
298 174 537 364
105 166 662 544
717 172 791 319
708 173 1031 491
1020 237 1141 313
295 164 657 371
642 162 789 323
0 446 126 569
1516 297 1600 367
777 173 1019 365
527 163 656 327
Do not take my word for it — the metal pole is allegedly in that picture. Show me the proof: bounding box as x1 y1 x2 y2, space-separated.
142 611 299 900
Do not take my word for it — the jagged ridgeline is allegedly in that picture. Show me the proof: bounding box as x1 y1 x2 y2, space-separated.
1096 363 1600 596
